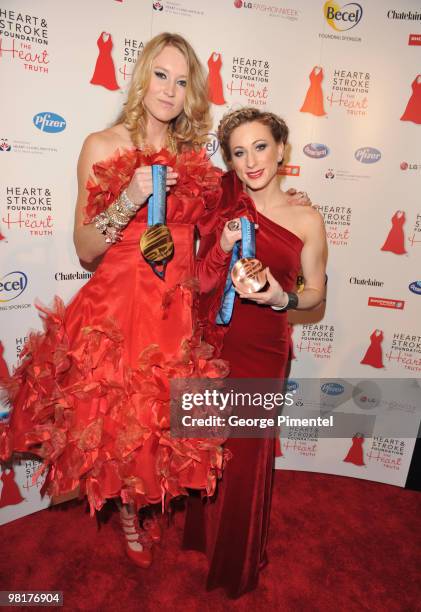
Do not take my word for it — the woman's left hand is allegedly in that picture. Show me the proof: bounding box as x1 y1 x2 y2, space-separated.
236 267 288 308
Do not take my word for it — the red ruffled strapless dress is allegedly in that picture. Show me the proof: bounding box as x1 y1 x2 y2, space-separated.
184 171 303 598
0 148 231 515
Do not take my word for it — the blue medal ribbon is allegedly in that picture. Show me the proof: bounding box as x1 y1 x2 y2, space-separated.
216 217 256 325
148 164 167 226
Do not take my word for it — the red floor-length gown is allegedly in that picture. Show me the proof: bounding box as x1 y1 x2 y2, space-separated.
183 171 303 598
360 330 384 369
400 75 421 124
343 436 365 466
300 66 326 116
381 211 407 255
0 148 231 515
90 32 120 91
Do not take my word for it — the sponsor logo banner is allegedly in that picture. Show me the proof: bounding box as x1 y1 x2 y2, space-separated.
368 297 405 310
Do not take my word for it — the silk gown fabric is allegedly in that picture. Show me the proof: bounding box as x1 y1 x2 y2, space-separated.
183 171 303 598
0 148 232 514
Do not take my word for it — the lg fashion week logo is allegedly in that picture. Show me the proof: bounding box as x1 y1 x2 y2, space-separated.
0 7 49 74
233 1 299 21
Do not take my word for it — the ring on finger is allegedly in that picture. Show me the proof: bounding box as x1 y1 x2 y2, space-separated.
228 220 240 231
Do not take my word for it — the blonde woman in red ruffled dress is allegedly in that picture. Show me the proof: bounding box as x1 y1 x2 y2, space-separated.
0 33 236 568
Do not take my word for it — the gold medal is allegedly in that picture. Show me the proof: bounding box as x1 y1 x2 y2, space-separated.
140 223 174 263
296 271 305 293
231 257 267 293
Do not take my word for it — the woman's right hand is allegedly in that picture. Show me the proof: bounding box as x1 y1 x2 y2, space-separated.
125 166 179 207
220 218 242 253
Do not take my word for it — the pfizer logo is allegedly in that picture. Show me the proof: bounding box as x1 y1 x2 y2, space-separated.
354 147 381 164
204 132 220 159
0 271 28 302
33 112 67 133
324 2 363 31
321 382 344 396
409 281 421 295
286 379 299 392
303 143 329 159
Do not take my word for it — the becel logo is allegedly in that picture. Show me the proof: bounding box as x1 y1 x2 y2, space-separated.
0 271 28 302
324 2 363 31
286 380 299 392
303 143 329 158
409 281 421 295
204 132 219 159
33 112 66 134
354 147 381 164
321 382 344 395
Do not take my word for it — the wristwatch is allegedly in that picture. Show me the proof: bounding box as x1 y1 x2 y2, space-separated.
271 292 299 311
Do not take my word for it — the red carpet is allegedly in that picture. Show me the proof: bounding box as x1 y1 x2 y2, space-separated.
0 470 420 611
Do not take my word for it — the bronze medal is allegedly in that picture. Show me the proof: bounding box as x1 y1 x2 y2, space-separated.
231 257 267 293
140 223 174 263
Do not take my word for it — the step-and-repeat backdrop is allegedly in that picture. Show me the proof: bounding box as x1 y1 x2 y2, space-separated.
1 0 420 524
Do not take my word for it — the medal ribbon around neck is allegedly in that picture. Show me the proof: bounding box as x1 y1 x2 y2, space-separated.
139 164 174 279
216 217 260 325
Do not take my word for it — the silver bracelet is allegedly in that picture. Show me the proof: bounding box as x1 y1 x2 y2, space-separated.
118 189 138 214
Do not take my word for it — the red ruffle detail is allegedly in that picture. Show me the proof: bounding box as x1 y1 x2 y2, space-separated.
84 147 223 225
0 296 230 515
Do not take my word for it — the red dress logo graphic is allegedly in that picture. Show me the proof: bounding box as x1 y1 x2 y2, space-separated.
361 329 384 369
381 210 407 255
400 74 421 125
343 433 365 466
300 66 326 116
0 468 25 508
207 52 225 105
90 32 120 91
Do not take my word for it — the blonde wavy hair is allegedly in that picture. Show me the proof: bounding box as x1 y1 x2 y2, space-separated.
217 107 289 164
116 32 211 150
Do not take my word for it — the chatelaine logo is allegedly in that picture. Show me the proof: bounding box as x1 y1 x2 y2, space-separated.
321 382 344 395
354 147 381 164
0 271 28 302
324 2 363 31
303 143 329 158
409 281 421 295
33 112 66 133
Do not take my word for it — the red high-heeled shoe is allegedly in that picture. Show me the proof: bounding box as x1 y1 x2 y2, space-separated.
143 516 162 544
120 511 153 569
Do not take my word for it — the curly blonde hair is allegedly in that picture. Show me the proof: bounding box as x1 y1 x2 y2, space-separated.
116 32 211 150
217 107 289 163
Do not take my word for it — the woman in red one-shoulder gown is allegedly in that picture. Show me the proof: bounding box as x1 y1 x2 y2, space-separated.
184 108 327 598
